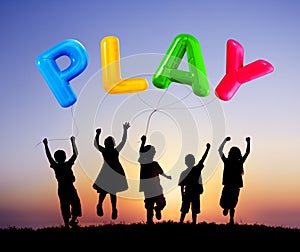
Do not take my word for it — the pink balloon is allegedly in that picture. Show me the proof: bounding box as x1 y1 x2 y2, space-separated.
215 39 274 101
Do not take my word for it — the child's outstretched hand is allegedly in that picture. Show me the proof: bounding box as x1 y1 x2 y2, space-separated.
225 136 231 141
206 143 211 149
123 122 131 130
141 135 146 142
246 137 251 142
70 136 75 142
43 138 48 145
166 175 172 180
96 128 101 134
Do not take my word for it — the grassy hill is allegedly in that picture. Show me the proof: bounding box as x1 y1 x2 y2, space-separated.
1 221 299 249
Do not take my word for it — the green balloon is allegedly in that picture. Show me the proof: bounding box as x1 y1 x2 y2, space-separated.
152 34 210 97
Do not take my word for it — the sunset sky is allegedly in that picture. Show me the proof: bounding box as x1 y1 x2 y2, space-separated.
1 0 300 229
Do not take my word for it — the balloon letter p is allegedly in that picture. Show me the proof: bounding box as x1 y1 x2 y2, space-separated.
36 39 88 108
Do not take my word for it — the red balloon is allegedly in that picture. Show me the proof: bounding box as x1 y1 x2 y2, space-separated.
215 39 274 101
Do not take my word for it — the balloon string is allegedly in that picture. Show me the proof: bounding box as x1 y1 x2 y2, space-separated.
71 106 79 138
142 87 169 136
156 87 169 108
159 90 193 110
33 106 79 149
144 109 158 135
162 96 218 110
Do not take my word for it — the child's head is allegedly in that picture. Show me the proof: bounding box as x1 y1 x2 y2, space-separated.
228 146 242 160
138 145 156 164
146 145 156 159
104 136 115 149
185 154 195 168
54 149 66 163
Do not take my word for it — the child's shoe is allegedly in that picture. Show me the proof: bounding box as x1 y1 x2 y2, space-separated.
69 218 79 228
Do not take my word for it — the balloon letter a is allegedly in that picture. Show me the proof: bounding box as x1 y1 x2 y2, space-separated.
36 39 88 108
101 36 148 94
152 34 209 97
215 39 274 101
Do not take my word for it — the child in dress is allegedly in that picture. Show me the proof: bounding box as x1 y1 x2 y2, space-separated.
93 122 130 220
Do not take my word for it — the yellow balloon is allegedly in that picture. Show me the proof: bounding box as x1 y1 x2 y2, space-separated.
101 36 148 94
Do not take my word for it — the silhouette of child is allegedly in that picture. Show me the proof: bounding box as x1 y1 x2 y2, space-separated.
218 136 251 225
138 135 172 225
42 136 82 229
178 143 210 224
93 122 130 220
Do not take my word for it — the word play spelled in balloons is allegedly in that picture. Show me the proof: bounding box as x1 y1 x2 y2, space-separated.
36 34 274 108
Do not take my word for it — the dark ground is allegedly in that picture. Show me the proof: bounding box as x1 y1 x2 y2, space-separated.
1 221 299 250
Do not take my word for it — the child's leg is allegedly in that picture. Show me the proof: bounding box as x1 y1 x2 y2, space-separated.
156 195 166 210
110 194 118 220
228 187 239 224
144 198 154 224
229 208 235 225
70 189 82 218
62 212 70 229
147 208 154 224
180 193 190 224
97 191 107 216
59 195 71 228
192 212 197 225
180 212 186 224
154 195 166 220
220 186 230 215
191 195 200 224
69 189 82 228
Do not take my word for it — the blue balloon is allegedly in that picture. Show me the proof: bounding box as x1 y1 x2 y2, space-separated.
36 39 88 108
